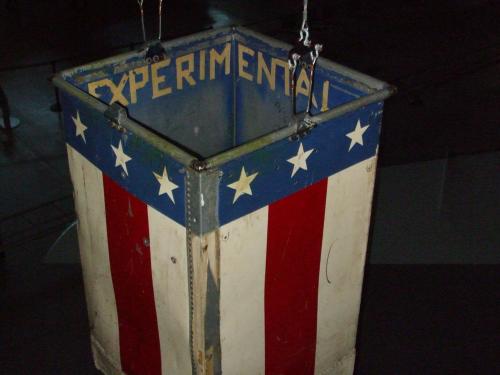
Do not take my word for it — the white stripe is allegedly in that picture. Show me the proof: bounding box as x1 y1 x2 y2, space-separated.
219 206 268 375
315 157 377 375
67 145 122 371
147 206 191 375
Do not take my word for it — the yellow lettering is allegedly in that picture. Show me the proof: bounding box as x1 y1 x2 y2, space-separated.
321 80 330 112
199 50 206 80
88 76 129 106
210 43 231 80
176 53 196 90
257 52 276 90
129 66 149 104
273 58 290 96
110 75 129 105
238 44 255 81
151 59 172 99
296 68 318 108
88 80 103 98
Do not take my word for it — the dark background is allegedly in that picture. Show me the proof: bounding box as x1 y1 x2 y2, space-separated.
1 0 499 374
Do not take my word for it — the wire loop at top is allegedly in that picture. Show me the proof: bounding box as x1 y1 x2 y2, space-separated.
137 0 166 42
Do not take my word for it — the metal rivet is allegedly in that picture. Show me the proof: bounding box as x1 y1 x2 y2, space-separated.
143 238 150 247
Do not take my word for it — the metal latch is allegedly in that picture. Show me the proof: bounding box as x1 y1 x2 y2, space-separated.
104 103 128 133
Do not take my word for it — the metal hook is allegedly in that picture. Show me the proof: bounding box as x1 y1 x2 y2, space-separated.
305 43 323 114
288 53 301 117
288 0 324 133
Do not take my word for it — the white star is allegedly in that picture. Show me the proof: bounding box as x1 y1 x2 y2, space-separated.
287 142 315 177
346 119 370 151
111 140 132 175
227 167 258 204
72 111 87 143
153 166 178 204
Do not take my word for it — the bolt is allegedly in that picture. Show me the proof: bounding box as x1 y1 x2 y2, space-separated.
191 159 207 172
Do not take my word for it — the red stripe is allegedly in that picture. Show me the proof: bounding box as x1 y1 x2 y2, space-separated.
265 179 328 374
103 175 161 375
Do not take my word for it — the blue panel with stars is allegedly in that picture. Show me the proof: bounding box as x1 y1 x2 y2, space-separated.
57 27 391 232
233 30 368 146
218 101 383 226
61 92 187 226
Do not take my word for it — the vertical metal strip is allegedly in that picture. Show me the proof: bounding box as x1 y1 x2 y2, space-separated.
231 30 238 147
185 169 197 374
186 166 221 375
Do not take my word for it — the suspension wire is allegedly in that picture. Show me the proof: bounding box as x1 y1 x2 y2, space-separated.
299 0 311 47
158 0 164 40
289 53 300 114
288 0 323 122
306 43 322 114
137 0 147 42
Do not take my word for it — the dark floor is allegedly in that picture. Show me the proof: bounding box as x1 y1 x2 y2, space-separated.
1 243 499 374
1 0 499 373
355 265 500 375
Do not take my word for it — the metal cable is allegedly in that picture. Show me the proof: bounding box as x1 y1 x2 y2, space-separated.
137 0 147 42
158 0 164 40
289 0 322 119
300 0 311 46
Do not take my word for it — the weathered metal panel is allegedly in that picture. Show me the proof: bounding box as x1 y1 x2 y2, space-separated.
233 30 368 146
59 90 187 226
218 102 383 225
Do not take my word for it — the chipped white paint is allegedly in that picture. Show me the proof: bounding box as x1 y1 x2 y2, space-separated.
67 145 122 372
148 206 191 375
314 157 377 374
219 207 268 374
217 158 377 375
189 230 220 374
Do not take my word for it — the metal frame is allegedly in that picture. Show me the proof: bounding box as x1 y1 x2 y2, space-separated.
53 26 395 170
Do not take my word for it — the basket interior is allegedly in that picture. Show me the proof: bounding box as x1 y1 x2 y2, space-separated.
64 29 369 158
